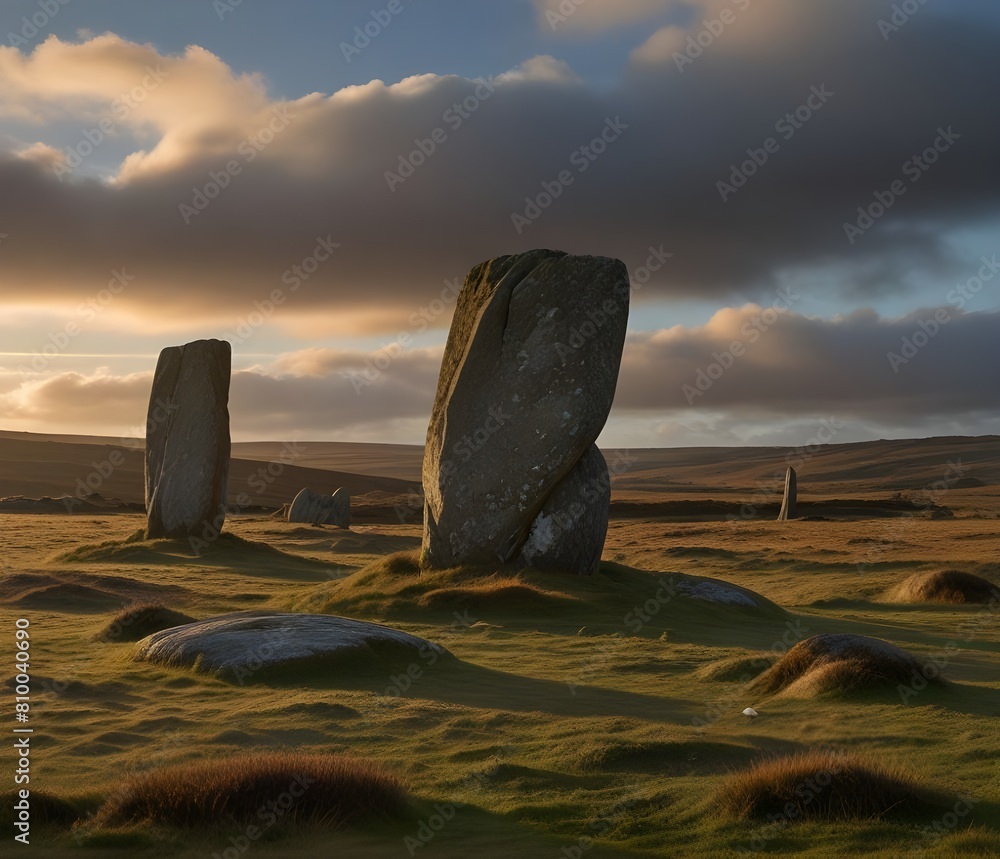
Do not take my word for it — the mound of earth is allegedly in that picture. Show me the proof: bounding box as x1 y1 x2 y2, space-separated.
750 633 940 697
10 582 123 612
133 611 452 682
0 571 186 613
717 750 944 821
97 604 197 642
57 532 334 577
888 570 998 604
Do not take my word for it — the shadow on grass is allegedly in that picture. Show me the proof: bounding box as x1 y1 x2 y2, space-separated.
222 655 697 724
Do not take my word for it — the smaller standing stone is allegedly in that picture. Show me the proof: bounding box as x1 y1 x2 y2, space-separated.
777 466 797 521
287 488 350 528
145 339 231 540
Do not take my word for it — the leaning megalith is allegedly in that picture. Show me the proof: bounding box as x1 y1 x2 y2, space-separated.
287 487 350 528
145 339 231 540
421 249 629 575
777 466 797 521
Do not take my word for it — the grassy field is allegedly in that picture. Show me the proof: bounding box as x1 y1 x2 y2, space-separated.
2 506 998 858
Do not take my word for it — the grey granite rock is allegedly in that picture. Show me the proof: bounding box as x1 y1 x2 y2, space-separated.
145 339 231 540
422 250 629 574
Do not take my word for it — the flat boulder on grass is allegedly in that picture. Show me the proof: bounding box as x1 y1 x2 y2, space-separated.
889 570 999 604
133 611 449 683
750 633 942 698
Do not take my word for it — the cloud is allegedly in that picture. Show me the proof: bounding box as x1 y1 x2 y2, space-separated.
0 3 997 338
2 307 996 442
616 306 1000 421
0 345 443 441
14 140 65 169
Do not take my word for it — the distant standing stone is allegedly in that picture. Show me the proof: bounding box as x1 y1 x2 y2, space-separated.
777 466 797 521
422 249 629 574
287 487 350 528
145 339 231 540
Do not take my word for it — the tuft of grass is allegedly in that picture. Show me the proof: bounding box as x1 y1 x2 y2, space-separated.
889 570 1000 604
96 602 196 642
716 750 941 821
94 752 408 830
749 633 938 697
417 577 575 611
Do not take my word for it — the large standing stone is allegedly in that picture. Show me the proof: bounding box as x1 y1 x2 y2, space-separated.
287 487 350 527
145 339 231 540
777 466 797 521
422 249 629 575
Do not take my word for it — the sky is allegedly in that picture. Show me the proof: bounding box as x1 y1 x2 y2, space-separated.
0 0 997 447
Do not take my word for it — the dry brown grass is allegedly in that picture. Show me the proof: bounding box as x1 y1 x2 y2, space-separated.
416 575 574 610
716 750 937 821
96 602 195 642
749 633 937 697
889 570 1000 604
94 752 408 829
